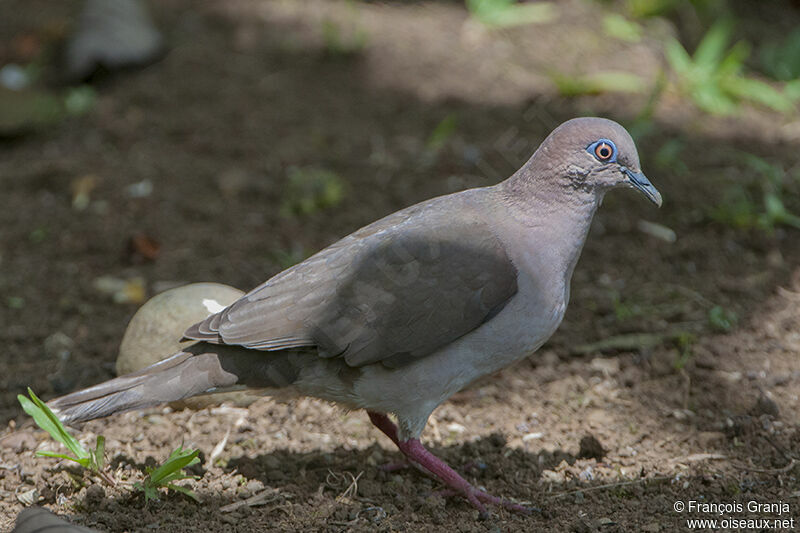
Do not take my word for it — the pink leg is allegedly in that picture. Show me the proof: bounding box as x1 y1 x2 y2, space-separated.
397 438 534 517
366 412 535 517
368 411 411 471
367 411 400 445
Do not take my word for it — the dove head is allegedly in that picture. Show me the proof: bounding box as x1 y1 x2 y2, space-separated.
523 117 662 207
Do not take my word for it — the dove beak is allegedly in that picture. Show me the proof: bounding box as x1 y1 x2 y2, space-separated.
622 167 662 207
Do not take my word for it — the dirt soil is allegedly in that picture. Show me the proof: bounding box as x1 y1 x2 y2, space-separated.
2 1 800 531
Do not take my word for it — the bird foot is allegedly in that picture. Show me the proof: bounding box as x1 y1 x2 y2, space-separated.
435 487 538 517
396 437 536 516
366 412 537 516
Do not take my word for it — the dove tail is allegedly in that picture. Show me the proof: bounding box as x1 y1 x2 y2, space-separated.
47 343 305 425
47 349 239 424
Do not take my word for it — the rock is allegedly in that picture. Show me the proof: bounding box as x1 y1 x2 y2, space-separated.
116 282 260 409
578 434 605 460
754 394 780 418
63 0 164 82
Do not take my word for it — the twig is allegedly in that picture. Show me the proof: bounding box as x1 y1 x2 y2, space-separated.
760 432 795 462
547 476 670 499
219 488 283 513
732 459 797 474
97 469 117 487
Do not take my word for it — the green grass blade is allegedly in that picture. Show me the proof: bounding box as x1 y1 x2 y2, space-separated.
426 113 458 151
18 388 89 460
167 483 200 502
149 448 200 484
36 450 90 466
717 41 750 78
693 19 733 69
159 472 196 484
665 39 692 76
724 77 795 113
603 14 642 43
467 0 555 27
93 435 106 471
551 71 645 96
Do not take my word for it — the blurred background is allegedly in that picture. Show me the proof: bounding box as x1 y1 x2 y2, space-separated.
1 0 800 531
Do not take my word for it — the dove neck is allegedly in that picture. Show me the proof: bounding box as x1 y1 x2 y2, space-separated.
497 167 602 280
499 166 601 229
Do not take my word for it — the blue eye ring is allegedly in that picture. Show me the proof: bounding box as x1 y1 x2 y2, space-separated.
587 139 617 163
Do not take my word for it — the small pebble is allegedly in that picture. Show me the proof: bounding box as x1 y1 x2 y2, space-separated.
578 435 605 460
245 479 264 493
754 395 779 417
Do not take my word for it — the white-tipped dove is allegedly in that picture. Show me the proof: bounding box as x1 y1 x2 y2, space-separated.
47 117 661 515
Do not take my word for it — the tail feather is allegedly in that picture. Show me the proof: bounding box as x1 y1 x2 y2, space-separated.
47 343 307 425
48 350 239 424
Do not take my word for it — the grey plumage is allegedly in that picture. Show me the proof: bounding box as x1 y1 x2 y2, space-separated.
46 117 661 514
185 195 518 367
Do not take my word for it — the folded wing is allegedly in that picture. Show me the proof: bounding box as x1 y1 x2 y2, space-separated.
184 194 518 368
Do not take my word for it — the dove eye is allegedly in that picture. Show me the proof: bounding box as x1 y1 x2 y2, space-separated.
588 139 617 163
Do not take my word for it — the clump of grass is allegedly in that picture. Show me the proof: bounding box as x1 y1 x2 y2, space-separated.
134 446 201 503
653 138 688 176
17 388 113 485
665 20 795 115
708 305 737 332
711 155 800 232
19 388 202 502
610 291 642 322
426 113 458 152
551 71 646 97
672 332 695 370
759 28 800 82
603 13 642 43
466 0 556 28
281 166 345 216
321 18 367 57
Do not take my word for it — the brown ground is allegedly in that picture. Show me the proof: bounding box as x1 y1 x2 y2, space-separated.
2 1 800 531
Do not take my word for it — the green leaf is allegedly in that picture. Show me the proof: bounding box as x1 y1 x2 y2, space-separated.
717 41 749 78
784 79 800 101
665 39 692 76
759 29 800 81
693 84 736 115
467 0 555 28
626 0 680 18
63 86 96 116
18 388 89 461
135 446 201 503
36 451 90 467
693 20 733 70
603 14 642 43
93 435 106 471
134 481 160 502
723 77 795 113
426 114 458 151
167 483 200 502
551 71 645 96
148 447 200 484
708 306 737 332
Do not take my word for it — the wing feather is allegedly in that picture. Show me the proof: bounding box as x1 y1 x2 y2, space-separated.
184 192 518 368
